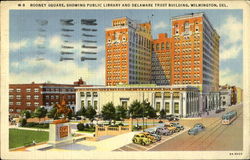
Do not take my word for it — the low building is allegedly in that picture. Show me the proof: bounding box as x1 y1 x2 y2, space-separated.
9 78 88 116
75 84 202 118
219 89 231 107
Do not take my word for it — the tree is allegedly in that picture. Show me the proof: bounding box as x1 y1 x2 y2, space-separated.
129 100 143 126
34 107 47 122
21 110 31 119
160 109 166 119
115 105 128 121
76 106 86 117
144 102 157 119
47 107 58 119
101 102 116 124
85 105 96 122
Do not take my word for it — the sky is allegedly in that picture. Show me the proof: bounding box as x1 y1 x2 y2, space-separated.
9 9 243 88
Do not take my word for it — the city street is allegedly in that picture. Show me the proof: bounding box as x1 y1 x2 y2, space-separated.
114 104 243 151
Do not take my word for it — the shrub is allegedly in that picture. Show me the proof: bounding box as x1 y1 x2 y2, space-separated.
118 123 124 126
85 123 89 129
77 123 84 131
20 118 27 127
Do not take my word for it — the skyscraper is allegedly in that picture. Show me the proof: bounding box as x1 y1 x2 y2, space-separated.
105 17 152 86
170 12 220 93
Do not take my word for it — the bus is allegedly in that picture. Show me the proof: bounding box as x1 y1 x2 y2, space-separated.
221 110 237 125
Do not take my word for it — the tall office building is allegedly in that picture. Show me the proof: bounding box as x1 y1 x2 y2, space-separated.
105 17 152 86
170 12 220 93
152 33 173 85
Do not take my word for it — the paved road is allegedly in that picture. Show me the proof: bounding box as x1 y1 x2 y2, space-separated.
114 104 243 151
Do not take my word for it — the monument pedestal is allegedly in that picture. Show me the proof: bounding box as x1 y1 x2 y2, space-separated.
48 122 73 147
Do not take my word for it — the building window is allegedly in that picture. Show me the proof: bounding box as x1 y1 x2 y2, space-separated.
184 22 189 33
67 95 71 99
16 109 21 113
34 95 39 100
122 101 128 109
80 92 85 97
166 42 170 50
16 102 21 105
94 101 98 110
156 44 159 51
34 102 39 107
156 102 161 112
173 92 179 99
9 102 13 105
16 95 21 100
9 88 14 92
46 95 49 100
26 95 31 100
93 92 98 97
34 88 39 92
9 95 14 99
86 92 91 97
165 102 170 113
174 102 179 114
155 92 162 98
26 88 31 92
87 100 91 107
81 100 84 108
161 43 164 50
17 88 21 92
56 95 59 99
26 102 31 106
164 92 171 98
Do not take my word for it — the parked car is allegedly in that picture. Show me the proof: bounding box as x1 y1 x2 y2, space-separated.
164 124 180 133
188 123 205 135
132 133 152 146
166 115 180 121
141 132 157 143
156 127 172 136
146 131 161 141
170 122 184 130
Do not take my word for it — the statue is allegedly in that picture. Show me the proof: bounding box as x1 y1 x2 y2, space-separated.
52 95 72 124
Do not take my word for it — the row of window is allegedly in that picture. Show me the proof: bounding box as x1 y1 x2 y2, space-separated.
9 95 40 100
9 101 40 106
155 101 179 114
9 88 39 93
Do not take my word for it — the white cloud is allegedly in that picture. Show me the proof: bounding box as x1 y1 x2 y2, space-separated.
9 58 105 85
220 68 242 88
218 15 242 61
220 45 242 60
154 21 168 30
34 37 45 46
10 39 28 51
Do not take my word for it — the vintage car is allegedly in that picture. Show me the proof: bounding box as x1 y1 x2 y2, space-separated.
170 122 184 130
141 132 157 143
188 123 205 135
146 129 161 141
156 127 172 136
164 124 179 133
132 133 152 146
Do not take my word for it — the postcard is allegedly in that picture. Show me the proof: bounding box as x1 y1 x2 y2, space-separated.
1 0 249 159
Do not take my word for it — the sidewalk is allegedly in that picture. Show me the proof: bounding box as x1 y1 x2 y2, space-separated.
9 125 49 132
49 131 140 151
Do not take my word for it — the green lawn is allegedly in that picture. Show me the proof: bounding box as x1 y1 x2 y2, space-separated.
9 129 49 149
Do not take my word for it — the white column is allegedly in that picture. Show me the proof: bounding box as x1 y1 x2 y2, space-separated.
75 91 81 112
183 92 187 117
170 92 173 114
179 93 182 116
161 92 164 110
84 92 87 108
152 92 155 110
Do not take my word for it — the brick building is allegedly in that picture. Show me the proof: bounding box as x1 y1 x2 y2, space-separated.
152 33 173 85
105 17 152 86
9 78 89 116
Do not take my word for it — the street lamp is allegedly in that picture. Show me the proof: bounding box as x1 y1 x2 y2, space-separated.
142 99 149 132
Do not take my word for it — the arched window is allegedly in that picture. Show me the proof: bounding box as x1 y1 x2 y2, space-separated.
184 22 189 32
161 42 164 50
166 42 170 50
